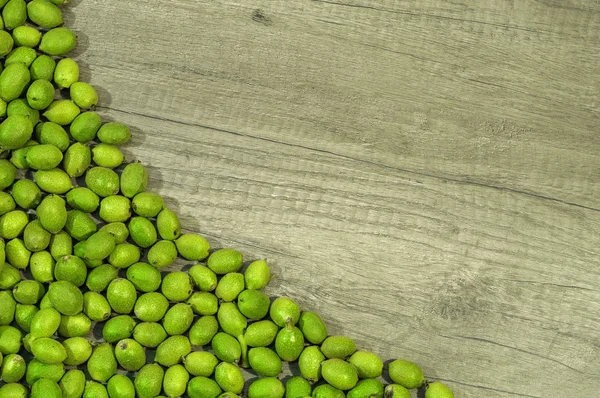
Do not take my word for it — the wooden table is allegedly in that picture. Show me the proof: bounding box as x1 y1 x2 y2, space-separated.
67 1 600 396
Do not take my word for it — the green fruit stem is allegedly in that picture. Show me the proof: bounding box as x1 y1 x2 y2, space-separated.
237 334 249 368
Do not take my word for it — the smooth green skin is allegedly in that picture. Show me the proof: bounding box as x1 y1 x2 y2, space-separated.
25 358 64 385
0 383 28 397
211 332 241 363
312 384 345 398
163 364 189 398
15 303 38 332
245 320 279 347
2 0 26 32
0 353 25 382
106 278 137 314
115 338 146 371
125 261 161 292
0 114 33 149
67 187 100 213
86 264 118 292
0 263 20 290
207 248 243 274
99 222 129 244
161 271 193 302
85 167 120 197
321 336 357 360
215 272 245 302
108 242 140 268
99 195 131 223
97 122 131 145
70 112 101 143
298 345 325 382
54 255 87 287
31 337 67 364
188 315 218 346
135 363 164 398
92 144 123 168
49 231 72 260
188 264 217 291
134 292 169 322
70 81 98 109
270 296 301 327
9 146 30 169
65 210 97 241
5 238 31 269
275 323 305 362
0 64 30 103
26 79 55 110
23 219 52 252
62 337 92 366
244 259 271 290
25 144 62 170
57 313 92 338
128 216 157 248
388 359 424 389
237 289 270 320
214 362 244 394
35 168 73 194
13 279 45 304
286 376 312 398
107 374 135 398
187 376 222 398
43 99 80 125
187 291 218 315
7 98 39 126
31 377 62 398
0 192 16 215
11 179 41 209
63 142 91 177
40 27 77 56
30 55 56 81
321 359 359 391
13 25 41 47
48 280 83 316
102 315 136 344
248 377 285 398
27 0 62 28
155 207 179 240
30 307 60 337
87 343 117 383
5 46 36 68
425 382 454 398
132 322 167 348
83 230 116 261
217 302 247 338
36 194 67 235
0 160 17 189
163 303 194 335
0 30 14 56
60 369 86 398
248 347 282 377
35 122 69 152
348 351 383 379
132 192 164 217
155 335 191 367
30 251 55 283
83 291 111 321
53 58 79 89
174 234 210 261
83 381 109 398
347 379 384 398
184 351 219 377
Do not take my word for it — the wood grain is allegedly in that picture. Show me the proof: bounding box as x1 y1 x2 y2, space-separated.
66 0 600 396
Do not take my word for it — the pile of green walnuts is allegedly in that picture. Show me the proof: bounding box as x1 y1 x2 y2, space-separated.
0 0 456 397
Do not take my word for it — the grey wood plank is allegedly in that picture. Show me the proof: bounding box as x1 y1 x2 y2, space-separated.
64 1 600 396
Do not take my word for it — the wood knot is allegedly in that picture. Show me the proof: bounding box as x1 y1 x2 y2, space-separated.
252 8 272 25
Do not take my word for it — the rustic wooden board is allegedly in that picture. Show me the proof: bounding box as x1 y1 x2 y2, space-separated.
66 0 600 396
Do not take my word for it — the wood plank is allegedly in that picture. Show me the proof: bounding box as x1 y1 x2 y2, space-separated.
65 1 600 396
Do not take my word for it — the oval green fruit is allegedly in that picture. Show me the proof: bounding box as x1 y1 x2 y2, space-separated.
60 369 86 398
275 323 304 362
270 296 301 327
184 351 219 377
87 343 117 383
388 359 424 389
31 337 67 364
188 315 218 347
97 122 131 145
48 280 83 316
245 320 279 348
211 332 241 363
321 336 357 360
35 122 69 152
54 255 87 287
36 194 68 234
0 30 14 56
30 54 56 81
207 248 243 274
244 259 271 290
156 207 179 240
132 192 164 217
174 233 210 261
107 374 135 398
25 144 63 170
26 79 55 110
11 179 41 209
298 345 324 383
162 303 194 335
348 351 383 379
125 261 161 292
62 337 92 366
0 114 32 149
34 168 73 194
43 99 80 125
53 57 79 89
92 144 123 168
132 322 167 348
106 278 137 314
27 0 63 28
321 358 359 391
135 363 164 398
188 264 217 291
154 335 191 367
63 142 92 177
237 289 270 320
425 382 454 398
147 239 177 268
248 347 282 377
66 187 100 213
102 314 136 344
31 377 62 398
128 216 157 248
115 338 146 371
85 167 119 197
0 353 26 382
82 291 111 321
70 81 98 109
214 362 244 395
163 364 189 398
39 27 77 56
134 292 169 322
2 0 27 31
12 25 41 48
347 379 384 398
161 271 194 302
248 377 285 398
30 307 61 338
285 376 312 398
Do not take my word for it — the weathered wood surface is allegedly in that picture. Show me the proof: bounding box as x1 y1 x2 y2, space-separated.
67 0 600 396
